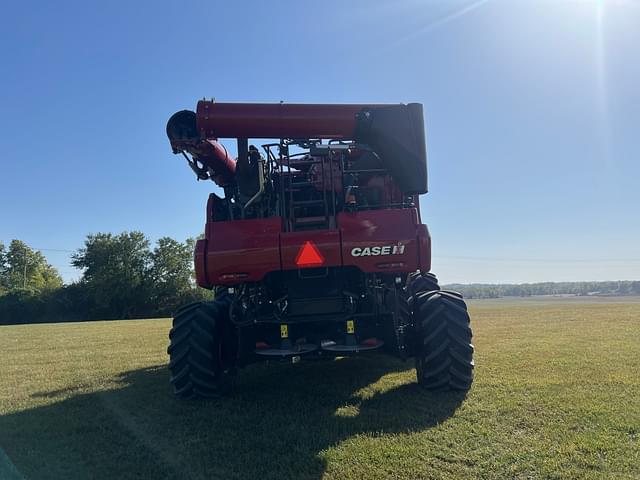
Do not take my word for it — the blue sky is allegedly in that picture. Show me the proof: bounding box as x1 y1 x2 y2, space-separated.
1 0 638 284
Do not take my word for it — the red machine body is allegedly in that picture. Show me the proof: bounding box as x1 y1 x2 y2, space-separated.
166 100 476 398
170 99 433 339
195 203 431 288
166 101 432 289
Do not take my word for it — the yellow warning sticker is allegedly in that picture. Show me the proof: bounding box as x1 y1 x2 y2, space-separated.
280 324 289 338
347 320 355 334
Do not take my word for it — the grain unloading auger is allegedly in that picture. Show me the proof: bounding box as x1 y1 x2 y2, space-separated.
166 100 474 397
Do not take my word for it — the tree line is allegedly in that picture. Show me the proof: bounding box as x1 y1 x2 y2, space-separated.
445 281 640 299
0 233 209 325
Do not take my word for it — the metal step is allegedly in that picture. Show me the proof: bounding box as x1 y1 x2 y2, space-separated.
294 216 328 225
292 200 325 206
289 181 315 187
320 339 384 353
254 343 318 357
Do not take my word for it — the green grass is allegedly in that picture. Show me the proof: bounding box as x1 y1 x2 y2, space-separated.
1 300 639 479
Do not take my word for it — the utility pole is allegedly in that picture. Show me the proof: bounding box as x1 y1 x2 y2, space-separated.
23 250 27 288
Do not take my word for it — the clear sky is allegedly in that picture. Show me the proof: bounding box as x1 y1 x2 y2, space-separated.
1 0 638 284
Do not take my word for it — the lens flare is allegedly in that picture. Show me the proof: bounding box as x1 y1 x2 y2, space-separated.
594 0 612 169
373 0 490 56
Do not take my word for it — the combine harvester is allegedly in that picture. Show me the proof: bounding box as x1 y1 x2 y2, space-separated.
166 101 474 397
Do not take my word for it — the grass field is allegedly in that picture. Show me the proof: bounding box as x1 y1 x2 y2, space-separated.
1 299 639 479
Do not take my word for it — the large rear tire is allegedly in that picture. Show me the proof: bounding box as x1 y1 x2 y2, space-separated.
167 299 237 398
411 288 474 391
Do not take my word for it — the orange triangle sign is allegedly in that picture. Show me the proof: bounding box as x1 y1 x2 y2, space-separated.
295 241 325 267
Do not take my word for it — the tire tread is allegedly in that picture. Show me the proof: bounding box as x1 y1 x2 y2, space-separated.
408 274 474 392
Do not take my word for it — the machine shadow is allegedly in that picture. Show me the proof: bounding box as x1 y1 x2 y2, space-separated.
0 356 466 480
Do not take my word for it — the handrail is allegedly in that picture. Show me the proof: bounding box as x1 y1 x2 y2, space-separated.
242 159 265 211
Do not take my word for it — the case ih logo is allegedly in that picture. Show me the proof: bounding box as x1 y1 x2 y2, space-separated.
350 244 406 257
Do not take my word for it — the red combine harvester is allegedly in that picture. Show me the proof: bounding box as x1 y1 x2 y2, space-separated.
166 101 474 397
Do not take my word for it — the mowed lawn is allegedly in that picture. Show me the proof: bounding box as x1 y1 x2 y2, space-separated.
1 300 639 479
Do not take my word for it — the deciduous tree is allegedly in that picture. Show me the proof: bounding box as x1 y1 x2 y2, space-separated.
71 232 151 318
2 240 62 292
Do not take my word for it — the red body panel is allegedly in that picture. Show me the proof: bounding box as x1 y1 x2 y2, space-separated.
194 239 209 287
198 209 431 287
339 209 424 274
196 101 387 139
203 217 282 285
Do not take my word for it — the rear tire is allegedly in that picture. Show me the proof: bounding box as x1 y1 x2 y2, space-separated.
167 299 237 398
411 289 474 391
